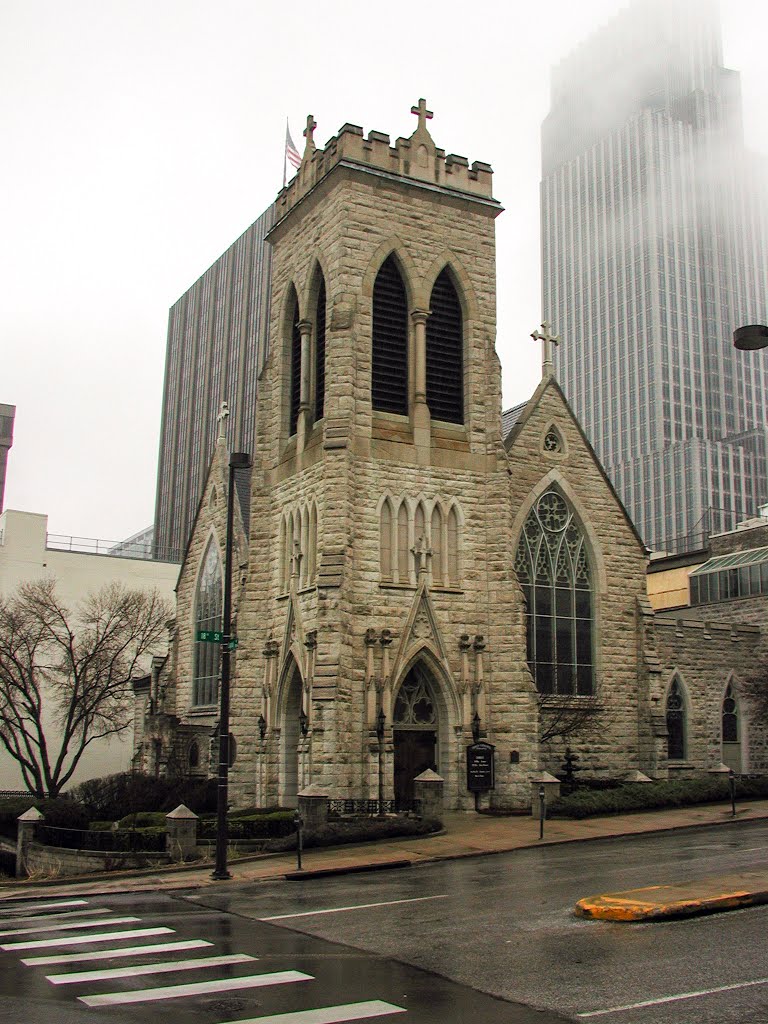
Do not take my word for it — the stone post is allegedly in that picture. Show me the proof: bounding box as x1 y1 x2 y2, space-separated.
165 804 199 861
414 768 444 820
298 784 329 831
16 806 43 878
531 772 561 819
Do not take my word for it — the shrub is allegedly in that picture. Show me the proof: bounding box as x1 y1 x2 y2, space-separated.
549 775 768 819
116 811 168 829
264 815 442 852
68 772 217 820
0 796 89 838
198 810 295 840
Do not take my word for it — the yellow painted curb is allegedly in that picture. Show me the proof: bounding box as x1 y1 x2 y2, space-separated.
576 877 768 921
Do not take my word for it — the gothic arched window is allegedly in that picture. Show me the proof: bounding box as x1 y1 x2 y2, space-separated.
666 678 686 760
380 500 393 581
426 268 463 423
514 489 593 695
722 682 739 743
315 276 326 422
193 537 222 706
431 505 443 586
372 256 408 415
289 291 301 436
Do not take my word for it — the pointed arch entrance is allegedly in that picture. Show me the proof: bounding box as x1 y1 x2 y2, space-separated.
280 660 303 807
393 663 439 807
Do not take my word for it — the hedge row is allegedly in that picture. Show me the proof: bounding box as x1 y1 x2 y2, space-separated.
549 775 768 819
69 773 218 819
263 815 442 852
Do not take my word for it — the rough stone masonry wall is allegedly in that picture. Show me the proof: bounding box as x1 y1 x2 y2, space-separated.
653 618 768 772
227 141 540 808
507 382 653 777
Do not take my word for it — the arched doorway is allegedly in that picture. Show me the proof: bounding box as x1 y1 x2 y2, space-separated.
393 664 438 808
281 663 303 807
721 682 743 773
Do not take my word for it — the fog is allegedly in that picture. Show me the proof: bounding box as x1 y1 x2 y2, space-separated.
1 0 766 542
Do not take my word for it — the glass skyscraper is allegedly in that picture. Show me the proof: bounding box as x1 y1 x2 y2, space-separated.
153 203 276 561
542 0 768 552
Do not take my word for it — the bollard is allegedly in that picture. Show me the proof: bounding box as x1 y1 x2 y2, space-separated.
539 785 546 840
293 810 304 872
729 769 736 818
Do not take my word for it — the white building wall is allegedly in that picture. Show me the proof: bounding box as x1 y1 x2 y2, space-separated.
0 509 179 791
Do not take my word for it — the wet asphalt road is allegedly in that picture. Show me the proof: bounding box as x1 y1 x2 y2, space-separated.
184 818 768 1023
0 886 567 1024
2 820 768 1024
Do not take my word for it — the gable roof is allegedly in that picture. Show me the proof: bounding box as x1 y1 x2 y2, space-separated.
503 374 648 554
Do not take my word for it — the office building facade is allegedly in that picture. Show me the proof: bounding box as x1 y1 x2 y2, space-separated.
153 203 276 561
542 0 768 552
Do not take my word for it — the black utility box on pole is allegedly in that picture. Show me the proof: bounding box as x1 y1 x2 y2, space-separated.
212 451 251 881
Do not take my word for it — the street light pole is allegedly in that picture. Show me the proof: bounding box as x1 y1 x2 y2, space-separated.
212 450 251 881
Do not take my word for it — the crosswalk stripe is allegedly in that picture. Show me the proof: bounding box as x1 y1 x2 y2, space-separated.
79 970 313 1006
47 952 257 985
2 926 174 951
22 939 213 966
0 900 88 915
0 909 110 927
0 916 137 938
218 1001 408 1024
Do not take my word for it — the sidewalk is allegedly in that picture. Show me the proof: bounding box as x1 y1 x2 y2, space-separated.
2 798 767 902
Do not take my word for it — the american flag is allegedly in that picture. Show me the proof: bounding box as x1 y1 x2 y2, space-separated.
285 122 302 182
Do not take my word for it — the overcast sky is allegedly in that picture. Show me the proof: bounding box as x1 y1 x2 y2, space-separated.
2 0 767 543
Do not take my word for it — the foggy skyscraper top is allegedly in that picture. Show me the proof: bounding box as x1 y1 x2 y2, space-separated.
541 0 768 552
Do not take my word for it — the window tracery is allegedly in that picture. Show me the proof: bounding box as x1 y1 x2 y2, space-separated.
666 677 686 760
515 488 593 695
193 537 222 706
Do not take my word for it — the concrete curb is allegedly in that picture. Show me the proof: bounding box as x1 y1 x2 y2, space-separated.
284 859 412 880
576 873 768 921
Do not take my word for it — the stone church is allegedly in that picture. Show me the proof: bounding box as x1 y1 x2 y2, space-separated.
134 104 767 810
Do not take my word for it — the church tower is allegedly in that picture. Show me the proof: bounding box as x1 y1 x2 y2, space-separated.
225 103 537 810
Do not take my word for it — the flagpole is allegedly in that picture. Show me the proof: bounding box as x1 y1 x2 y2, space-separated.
283 118 288 188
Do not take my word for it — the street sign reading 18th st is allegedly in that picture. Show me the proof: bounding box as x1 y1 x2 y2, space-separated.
197 630 223 643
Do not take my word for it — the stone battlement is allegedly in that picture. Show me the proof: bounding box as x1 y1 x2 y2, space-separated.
276 104 495 223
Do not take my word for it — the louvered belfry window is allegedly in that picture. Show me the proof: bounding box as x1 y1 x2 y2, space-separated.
315 276 326 422
372 256 408 415
289 295 301 435
426 269 463 424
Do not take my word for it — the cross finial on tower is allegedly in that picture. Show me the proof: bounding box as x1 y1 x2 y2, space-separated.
531 322 560 378
216 400 230 441
410 98 433 133
303 114 317 150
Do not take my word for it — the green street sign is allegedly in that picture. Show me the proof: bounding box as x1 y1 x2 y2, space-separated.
197 630 223 643
229 638 239 651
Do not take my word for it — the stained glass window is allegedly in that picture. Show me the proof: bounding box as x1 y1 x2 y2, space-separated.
722 682 739 743
193 537 222 706
515 489 593 695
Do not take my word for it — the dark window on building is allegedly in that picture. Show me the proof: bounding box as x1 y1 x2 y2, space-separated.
372 256 408 415
315 276 326 422
722 683 738 743
514 489 593 696
426 268 463 423
193 538 222 706
289 296 301 435
666 678 686 760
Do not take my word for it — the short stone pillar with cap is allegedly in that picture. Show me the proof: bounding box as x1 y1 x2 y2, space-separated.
16 806 43 877
531 772 561 819
165 804 199 861
414 769 444 819
298 784 329 830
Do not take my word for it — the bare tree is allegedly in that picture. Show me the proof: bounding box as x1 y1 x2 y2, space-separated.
0 579 171 798
538 694 602 745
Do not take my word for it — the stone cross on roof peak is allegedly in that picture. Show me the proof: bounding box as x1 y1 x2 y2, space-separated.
531 322 560 379
216 400 230 442
410 98 433 134
303 114 317 153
